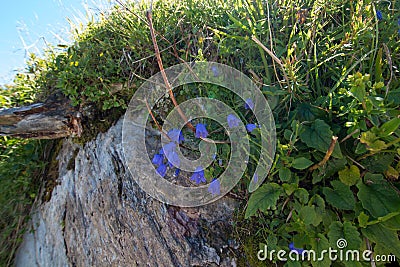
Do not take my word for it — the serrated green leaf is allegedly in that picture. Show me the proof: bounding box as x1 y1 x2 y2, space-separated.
357 173 400 219
328 221 361 250
299 206 322 226
292 157 314 170
300 119 342 158
294 188 309 204
245 183 282 219
338 165 360 186
323 180 355 210
279 167 291 182
361 224 400 258
310 234 331 267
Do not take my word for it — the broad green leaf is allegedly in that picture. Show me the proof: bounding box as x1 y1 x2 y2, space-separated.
323 180 355 210
350 85 366 102
338 165 360 186
292 157 314 170
361 224 400 258
357 173 400 218
283 183 298 196
245 183 282 219
279 167 291 182
300 119 342 158
360 131 387 152
321 158 347 179
294 188 309 204
380 118 400 137
299 206 322 226
310 234 331 267
360 154 394 173
296 103 327 122
328 221 361 250
309 194 326 213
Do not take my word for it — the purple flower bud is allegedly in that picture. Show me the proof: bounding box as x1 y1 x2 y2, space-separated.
211 65 219 77
190 166 206 184
162 142 176 156
156 163 167 177
289 242 305 255
227 114 241 128
167 150 180 168
376 10 383 21
244 98 254 110
208 179 220 196
152 154 164 166
246 123 257 133
252 173 258 183
195 123 208 138
167 128 184 144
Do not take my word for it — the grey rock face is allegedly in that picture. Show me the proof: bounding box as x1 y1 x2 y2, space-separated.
15 119 238 266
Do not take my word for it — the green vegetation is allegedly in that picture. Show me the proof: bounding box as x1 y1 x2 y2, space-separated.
1 0 399 265
0 81 45 265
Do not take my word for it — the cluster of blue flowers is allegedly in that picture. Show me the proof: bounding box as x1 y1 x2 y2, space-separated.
151 97 261 196
151 123 221 195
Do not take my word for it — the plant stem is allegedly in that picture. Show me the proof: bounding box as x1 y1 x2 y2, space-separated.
146 9 195 132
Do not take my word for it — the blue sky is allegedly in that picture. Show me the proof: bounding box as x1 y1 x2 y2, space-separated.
0 0 113 86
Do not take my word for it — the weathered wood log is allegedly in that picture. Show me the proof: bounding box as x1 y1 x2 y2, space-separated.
0 96 82 139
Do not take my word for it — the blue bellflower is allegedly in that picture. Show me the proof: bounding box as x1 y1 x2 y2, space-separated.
152 154 163 166
167 128 184 144
162 142 180 168
244 98 254 110
211 65 219 77
227 114 241 128
157 163 167 177
376 10 383 20
195 123 208 138
252 173 259 183
289 242 305 255
190 166 206 184
246 123 258 133
162 142 177 156
167 150 180 168
208 179 221 196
